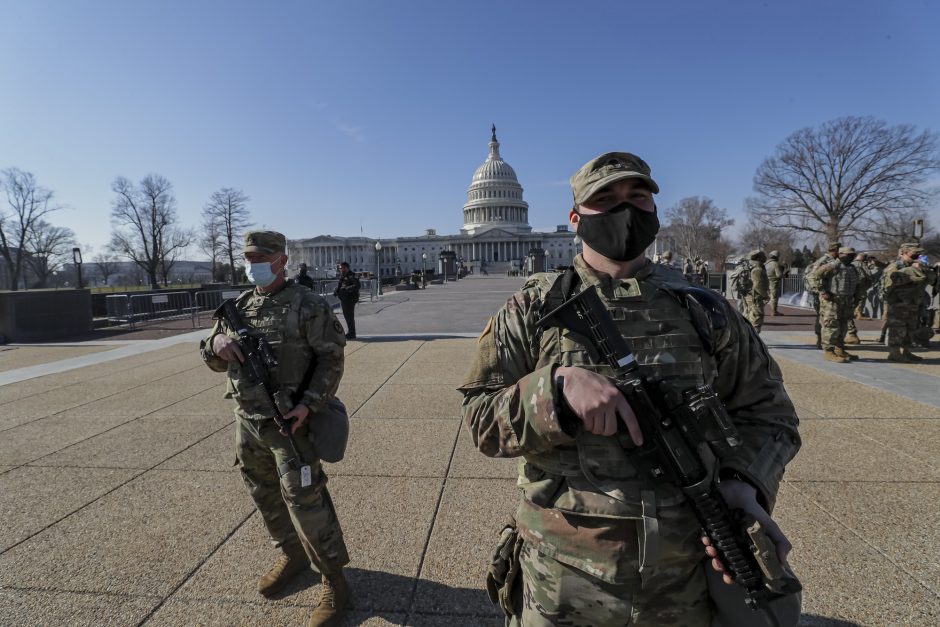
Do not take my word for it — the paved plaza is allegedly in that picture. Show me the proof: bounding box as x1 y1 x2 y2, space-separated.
0 276 938 626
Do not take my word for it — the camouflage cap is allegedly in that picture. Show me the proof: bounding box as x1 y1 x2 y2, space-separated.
769 250 779 259
570 151 660 205
838 246 856 255
900 242 925 254
748 249 766 260
243 230 286 254
827 241 841 252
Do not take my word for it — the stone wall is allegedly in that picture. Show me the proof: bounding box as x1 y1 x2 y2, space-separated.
0 289 92 342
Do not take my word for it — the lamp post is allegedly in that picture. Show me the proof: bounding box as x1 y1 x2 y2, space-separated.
72 247 83 289
374 241 383 296
421 252 427 288
912 218 924 243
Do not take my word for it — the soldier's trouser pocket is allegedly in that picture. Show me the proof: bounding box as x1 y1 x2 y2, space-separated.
486 518 524 618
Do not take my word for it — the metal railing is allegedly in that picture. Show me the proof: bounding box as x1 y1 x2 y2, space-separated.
127 291 197 329
195 289 245 326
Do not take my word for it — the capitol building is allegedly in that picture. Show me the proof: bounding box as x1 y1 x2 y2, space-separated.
288 126 577 277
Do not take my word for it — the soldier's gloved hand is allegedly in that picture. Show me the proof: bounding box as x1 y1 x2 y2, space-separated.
279 404 311 436
211 334 244 363
555 366 643 446
702 479 792 585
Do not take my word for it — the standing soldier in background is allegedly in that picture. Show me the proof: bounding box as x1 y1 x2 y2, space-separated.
683 256 694 278
844 253 872 344
659 250 676 269
199 231 351 627
765 251 784 316
333 262 361 340
745 249 770 333
808 246 861 363
294 263 315 289
460 151 800 627
804 242 840 349
883 243 937 362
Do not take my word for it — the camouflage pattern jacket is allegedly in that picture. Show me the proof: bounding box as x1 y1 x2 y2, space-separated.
459 255 800 583
764 260 783 284
883 260 936 307
802 254 836 293
749 263 769 299
200 282 346 420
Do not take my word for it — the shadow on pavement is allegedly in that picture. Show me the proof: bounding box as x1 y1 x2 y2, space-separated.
800 615 863 626
268 566 498 625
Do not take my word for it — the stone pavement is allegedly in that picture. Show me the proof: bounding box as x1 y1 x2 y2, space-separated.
0 276 937 626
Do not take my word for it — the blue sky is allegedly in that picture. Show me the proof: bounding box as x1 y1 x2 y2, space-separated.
2 0 938 256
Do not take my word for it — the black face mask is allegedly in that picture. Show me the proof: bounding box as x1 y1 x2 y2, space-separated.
840 255 854 265
576 201 659 262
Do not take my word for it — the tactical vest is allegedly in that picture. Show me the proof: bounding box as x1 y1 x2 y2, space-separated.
225 285 313 419
520 267 720 517
827 262 859 297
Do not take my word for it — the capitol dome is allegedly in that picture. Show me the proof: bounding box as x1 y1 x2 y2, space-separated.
462 125 530 234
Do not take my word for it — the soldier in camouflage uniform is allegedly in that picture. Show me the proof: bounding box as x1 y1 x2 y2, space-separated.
882 242 937 363
808 246 861 363
744 250 769 333
803 243 840 349
765 251 784 316
844 253 871 344
460 152 800 627
200 231 351 627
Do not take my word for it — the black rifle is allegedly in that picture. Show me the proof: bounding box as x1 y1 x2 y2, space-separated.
213 298 307 474
537 285 800 620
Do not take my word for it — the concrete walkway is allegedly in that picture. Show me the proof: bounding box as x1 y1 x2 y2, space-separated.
0 276 937 626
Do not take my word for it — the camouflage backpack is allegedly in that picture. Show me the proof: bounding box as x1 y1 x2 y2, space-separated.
729 261 753 297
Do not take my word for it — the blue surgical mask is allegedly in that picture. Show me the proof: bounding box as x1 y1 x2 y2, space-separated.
246 262 277 287
917 254 929 265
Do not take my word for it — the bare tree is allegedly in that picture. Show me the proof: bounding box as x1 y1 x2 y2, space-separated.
24 220 77 288
93 253 120 286
0 168 62 290
660 196 734 264
198 213 224 282
865 209 937 256
109 174 192 289
202 188 252 284
737 219 796 262
748 116 940 242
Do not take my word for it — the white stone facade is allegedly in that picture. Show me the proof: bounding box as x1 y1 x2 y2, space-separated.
288 127 577 277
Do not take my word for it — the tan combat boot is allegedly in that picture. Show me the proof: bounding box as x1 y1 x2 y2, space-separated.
901 347 924 362
257 549 309 598
844 331 861 344
833 347 859 361
308 570 350 627
887 347 911 363
823 349 849 363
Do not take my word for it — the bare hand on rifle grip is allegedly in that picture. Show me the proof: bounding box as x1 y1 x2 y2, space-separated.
212 334 245 363
555 366 644 446
279 405 310 436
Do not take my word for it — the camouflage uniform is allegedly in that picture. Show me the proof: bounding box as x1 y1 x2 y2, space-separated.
460 254 800 627
200 281 350 575
803 250 839 347
883 253 936 358
765 254 783 315
744 252 769 333
808 251 860 359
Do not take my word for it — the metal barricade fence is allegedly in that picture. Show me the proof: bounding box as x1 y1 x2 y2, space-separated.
105 294 132 327
194 289 246 327
127 291 197 330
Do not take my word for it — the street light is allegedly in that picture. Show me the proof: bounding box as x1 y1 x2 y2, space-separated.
912 218 924 242
421 252 427 288
72 247 83 289
374 241 383 296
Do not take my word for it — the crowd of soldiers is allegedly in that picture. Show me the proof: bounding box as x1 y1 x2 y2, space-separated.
655 250 709 284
